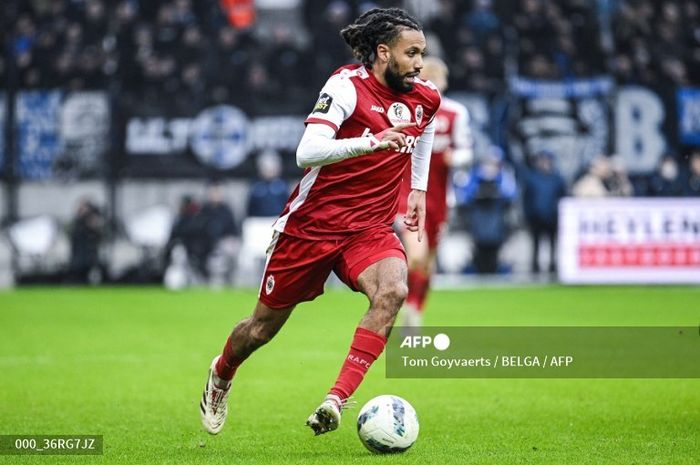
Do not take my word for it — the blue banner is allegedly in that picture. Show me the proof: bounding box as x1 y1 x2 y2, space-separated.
678 87 700 146
507 76 612 181
508 76 613 99
15 91 62 180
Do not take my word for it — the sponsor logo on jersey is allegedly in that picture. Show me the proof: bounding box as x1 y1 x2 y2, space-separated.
360 127 421 154
312 93 333 114
399 135 421 154
388 102 411 126
415 105 424 125
371 105 385 113
265 274 275 294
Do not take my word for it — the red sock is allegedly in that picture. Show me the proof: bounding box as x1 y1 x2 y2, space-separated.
215 335 248 381
329 327 387 400
407 269 430 312
414 272 431 313
406 270 421 309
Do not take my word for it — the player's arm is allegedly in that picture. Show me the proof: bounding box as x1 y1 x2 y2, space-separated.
296 123 415 169
449 105 473 167
404 118 436 241
297 73 414 168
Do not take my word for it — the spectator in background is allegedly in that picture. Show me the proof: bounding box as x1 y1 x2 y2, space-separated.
67 198 104 283
608 155 634 197
572 155 613 197
648 155 685 197
521 150 566 273
464 0 500 45
166 194 205 274
210 26 256 104
456 146 517 274
7 0 699 114
200 182 240 285
246 150 289 218
684 151 700 196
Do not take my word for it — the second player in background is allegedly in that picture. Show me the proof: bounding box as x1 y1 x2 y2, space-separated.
397 56 473 328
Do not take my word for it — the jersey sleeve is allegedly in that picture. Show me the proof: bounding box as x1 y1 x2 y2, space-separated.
422 80 442 126
304 74 357 132
411 118 436 191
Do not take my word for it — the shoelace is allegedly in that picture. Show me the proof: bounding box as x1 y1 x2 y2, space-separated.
326 395 357 412
339 396 357 411
209 384 230 415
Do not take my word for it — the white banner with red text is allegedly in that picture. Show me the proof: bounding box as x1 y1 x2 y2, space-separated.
558 197 700 284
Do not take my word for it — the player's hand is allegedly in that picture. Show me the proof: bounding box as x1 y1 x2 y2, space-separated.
404 189 426 242
371 123 417 151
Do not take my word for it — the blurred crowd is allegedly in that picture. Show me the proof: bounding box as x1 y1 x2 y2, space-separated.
3 0 699 110
453 146 700 274
2 0 700 280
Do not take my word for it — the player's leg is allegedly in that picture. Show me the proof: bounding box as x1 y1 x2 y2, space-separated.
202 232 334 434
530 223 541 273
214 301 294 386
201 301 293 434
548 226 557 273
307 256 407 436
356 256 408 335
306 227 406 435
400 227 430 323
402 220 444 328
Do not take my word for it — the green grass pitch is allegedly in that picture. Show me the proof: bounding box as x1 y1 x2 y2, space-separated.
0 286 698 464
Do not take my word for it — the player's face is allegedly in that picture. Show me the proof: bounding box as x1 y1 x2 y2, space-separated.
384 29 426 93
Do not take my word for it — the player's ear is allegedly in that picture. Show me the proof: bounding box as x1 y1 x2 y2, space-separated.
376 44 390 64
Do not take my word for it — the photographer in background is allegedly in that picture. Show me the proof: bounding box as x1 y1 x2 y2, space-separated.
521 150 566 273
67 198 105 284
456 146 517 274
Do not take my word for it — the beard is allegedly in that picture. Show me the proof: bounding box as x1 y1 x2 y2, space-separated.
384 57 414 93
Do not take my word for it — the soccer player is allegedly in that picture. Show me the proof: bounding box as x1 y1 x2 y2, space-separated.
397 57 473 328
200 8 441 436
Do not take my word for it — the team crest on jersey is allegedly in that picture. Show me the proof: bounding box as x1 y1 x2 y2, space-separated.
415 105 424 125
388 102 411 126
312 93 333 114
265 275 275 295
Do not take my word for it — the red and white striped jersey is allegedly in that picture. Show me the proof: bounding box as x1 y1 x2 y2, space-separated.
273 64 441 240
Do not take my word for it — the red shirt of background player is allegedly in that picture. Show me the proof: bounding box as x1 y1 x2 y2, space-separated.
397 96 471 248
273 64 441 240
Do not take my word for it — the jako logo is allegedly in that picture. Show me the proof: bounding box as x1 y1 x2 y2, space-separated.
400 333 450 351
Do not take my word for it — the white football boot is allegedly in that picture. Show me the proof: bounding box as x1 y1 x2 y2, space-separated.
401 304 423 339
200 356 231 434
306 394 346 436
402 304 423 328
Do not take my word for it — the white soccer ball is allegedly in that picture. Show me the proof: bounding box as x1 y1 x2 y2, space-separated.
356 395 419 454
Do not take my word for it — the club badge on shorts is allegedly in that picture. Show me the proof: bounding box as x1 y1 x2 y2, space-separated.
265 275 275 295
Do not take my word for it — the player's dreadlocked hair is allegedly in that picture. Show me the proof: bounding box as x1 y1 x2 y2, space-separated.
340 8 422 69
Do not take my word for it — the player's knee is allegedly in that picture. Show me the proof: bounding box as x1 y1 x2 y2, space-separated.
374 281 408 310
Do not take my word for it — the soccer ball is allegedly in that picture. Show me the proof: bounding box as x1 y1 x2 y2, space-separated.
356 395 419 454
